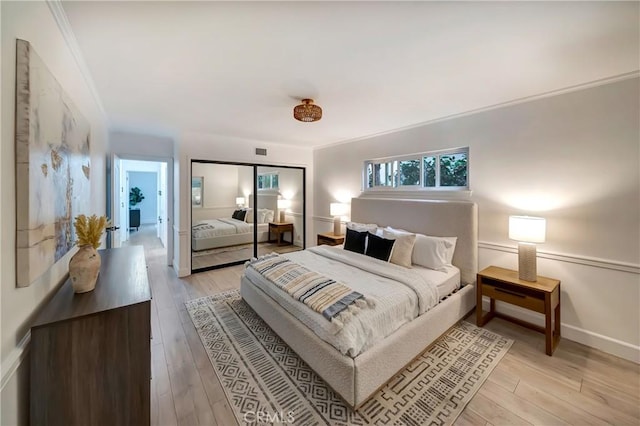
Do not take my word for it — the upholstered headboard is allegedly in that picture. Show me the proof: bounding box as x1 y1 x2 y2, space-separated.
351 198 478 285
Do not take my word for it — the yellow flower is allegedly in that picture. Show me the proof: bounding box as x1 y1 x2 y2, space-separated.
73 214 108 249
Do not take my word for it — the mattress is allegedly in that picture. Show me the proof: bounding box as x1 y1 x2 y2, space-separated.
192 218 253 239
243 246 459 357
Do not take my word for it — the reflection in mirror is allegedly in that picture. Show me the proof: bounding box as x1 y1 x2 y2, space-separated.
191 161 305 273
257 166 304 257
191 162 255 271
191 176 203 207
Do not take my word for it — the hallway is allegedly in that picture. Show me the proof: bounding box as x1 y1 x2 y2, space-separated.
123 222 240 425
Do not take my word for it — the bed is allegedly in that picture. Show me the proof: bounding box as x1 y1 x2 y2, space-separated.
240 198 478 408
191 217 270 251
192 192 279 251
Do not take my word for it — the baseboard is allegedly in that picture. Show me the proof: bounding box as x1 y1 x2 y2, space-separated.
172 260 190 278
482 299 639 363
0 332 31 392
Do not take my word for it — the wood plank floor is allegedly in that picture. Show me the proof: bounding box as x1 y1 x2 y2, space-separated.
126 226 640 426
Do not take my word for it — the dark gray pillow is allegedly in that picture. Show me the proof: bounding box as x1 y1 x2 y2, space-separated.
343 228 367 254
365 232 395 262
232 209 245 220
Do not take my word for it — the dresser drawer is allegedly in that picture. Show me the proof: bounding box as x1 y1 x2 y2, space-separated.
481 282 545 313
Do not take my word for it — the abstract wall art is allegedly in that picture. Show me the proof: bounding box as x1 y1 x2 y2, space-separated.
15 39 91 287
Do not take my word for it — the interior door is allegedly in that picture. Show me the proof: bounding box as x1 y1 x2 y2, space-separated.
191 161 256 272
257 166 305 256
110 153 123 248
158 163 168 247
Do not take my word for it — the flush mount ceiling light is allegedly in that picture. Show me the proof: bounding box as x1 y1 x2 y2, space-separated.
293 99 322 122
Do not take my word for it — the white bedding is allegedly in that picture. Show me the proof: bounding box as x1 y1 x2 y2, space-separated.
243 245 459 357
192 218 252 239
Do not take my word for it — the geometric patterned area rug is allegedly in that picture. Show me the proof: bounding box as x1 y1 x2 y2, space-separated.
185 290 513 426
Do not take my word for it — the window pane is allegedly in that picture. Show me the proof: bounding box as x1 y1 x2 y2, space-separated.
272 174 278 188
440 153 468 187
258 175 264 189
373 162 392 187
398 159 420 186
423 156 436 187
366 163 373 188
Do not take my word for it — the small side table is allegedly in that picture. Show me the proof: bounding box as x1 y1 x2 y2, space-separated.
317 233 345 246
476 266 561 356
268 222 293 246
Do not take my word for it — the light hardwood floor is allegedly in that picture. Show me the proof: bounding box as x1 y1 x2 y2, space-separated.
127 226 640 426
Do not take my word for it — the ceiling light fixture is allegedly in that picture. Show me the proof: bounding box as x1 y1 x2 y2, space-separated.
293 99 322 122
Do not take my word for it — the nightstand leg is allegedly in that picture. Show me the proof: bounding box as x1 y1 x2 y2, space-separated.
545 295 552 356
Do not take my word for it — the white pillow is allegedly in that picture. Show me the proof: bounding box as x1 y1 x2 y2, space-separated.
412 234 457 272
263 209 274 223
382 228 416 268
244 208 254 223
346 222 378 233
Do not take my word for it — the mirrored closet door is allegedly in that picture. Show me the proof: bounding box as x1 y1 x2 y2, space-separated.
191 160 305 273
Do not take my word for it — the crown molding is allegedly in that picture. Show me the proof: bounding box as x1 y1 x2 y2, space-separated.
46 0 109 124
314 71 640 151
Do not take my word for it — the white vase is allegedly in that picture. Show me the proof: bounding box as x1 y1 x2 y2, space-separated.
69 245 101 293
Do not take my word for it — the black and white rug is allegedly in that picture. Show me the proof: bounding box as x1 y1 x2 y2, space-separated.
186 290 512 425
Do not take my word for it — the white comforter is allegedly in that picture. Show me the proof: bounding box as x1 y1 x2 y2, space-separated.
244 245 440 357
192 218 251 239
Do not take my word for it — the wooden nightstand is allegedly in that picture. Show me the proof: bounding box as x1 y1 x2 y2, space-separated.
476 266 561 356
317 232 344 246
268 222 293 246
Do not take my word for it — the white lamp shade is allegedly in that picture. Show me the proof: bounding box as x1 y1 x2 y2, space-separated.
329 202 348 217
509 216 546 243
277 199 291 209
235 197 245 205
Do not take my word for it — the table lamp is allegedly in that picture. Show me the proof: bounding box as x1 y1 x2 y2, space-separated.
509 215 546 282
277 199 290 223
235 197 245 208
329 203 348 236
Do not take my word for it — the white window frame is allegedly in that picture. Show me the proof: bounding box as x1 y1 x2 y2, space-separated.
363 147 469 192
257 172 279 190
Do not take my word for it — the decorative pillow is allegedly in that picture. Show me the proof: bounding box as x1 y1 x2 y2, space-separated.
244 208 254 223
412 234 456 271
365 232 395 262
442 237 457 264
343 228 367 254
237 209 248 221
231 209 243 220
263 209 274 223
346 222 378 233
382 228 416 268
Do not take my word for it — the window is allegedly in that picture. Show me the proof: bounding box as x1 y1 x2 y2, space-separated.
257 172 279 190
364 148 468 191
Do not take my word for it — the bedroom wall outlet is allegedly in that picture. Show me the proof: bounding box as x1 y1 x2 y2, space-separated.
255 148 267 156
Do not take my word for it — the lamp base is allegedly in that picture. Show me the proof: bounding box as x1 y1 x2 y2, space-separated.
518 242 537 282
333 216 341 236
279 210 285 223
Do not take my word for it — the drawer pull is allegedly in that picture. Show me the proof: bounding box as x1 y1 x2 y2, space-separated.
495 288 526 298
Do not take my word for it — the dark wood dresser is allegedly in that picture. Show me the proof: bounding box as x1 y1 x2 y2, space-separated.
30 246 151 426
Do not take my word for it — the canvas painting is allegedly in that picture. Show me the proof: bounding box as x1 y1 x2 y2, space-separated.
15 39 91 287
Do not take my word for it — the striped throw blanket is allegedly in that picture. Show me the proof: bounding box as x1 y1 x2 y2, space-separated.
247 254 374 327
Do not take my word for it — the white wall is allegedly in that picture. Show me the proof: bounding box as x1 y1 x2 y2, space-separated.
191 162 242 223
173 133 313 276
128 171 158 225
313 78 640 362
1 2 109 424
110 131 174 158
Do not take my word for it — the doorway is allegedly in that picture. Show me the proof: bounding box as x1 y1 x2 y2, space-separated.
107 154 173 265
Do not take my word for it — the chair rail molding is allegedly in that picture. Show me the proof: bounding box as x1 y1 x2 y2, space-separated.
479 241 640 274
